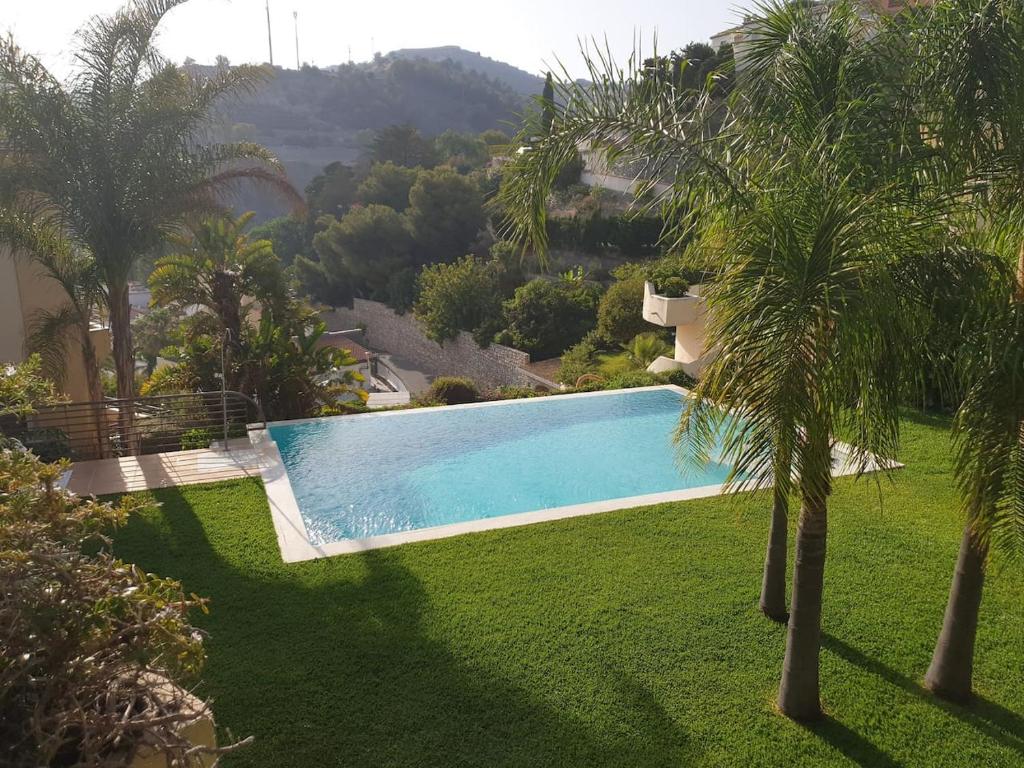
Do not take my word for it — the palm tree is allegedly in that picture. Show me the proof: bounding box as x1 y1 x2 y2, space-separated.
149 212 286 389
622 333 671 370
242 313 367 421
912 0 1024 703
500 0 923 719
0 0 296 405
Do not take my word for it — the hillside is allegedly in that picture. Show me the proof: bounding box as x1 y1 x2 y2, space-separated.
207 54 530 217
386 46 546 96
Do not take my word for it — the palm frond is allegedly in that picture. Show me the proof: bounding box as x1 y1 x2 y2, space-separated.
953 299 1024 559
25 305 80 386
497 39 730 261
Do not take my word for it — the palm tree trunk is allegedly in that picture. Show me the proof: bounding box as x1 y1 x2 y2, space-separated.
777 487 828 721
107 281 136 454
108 281 135 399
78 325 110 459
760 484 790 621
212 271 243 390
924 525 988 703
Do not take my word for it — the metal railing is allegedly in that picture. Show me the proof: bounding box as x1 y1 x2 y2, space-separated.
0 390 266 462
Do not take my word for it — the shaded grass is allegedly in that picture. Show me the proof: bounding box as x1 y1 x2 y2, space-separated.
113 414 1024 767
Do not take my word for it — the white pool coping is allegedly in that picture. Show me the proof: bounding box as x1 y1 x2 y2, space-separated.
255 385 900 563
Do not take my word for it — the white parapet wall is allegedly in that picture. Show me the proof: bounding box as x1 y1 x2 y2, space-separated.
642 282 714 378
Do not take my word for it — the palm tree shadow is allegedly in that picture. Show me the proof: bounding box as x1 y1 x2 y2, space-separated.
823 634 1024 758
802 716 904 768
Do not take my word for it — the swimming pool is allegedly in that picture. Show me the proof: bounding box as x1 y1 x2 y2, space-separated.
260 385 756 560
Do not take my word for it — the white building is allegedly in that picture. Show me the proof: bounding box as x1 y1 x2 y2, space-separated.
641 282 715 379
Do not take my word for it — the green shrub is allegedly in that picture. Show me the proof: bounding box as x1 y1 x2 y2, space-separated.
20 428 72 462
487 386 547 401
497 278 602 360
180 427 213 451
622 333 673 369
659 369 697 389
596 277 650 344
386 268 419 314
414 255 510 346
575 370 666 392
425 377 480 405
0 449 228 766
557 334 600 386
654 276 690 298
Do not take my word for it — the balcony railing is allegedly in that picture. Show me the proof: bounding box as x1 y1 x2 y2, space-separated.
0 390 266 462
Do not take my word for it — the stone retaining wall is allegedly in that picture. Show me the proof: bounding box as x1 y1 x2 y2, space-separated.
322 299 539 389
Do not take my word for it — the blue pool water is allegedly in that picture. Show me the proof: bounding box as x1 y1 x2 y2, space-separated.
268 387 733 544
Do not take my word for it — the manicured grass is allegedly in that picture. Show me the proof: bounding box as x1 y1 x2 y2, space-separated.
113 412 1024 767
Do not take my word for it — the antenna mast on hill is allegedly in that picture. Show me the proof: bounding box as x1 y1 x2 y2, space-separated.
293 11 300 68
265 0 274 66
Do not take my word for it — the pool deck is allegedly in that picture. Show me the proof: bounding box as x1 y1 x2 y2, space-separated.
66 438 271 496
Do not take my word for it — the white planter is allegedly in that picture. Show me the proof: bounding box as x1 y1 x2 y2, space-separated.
642 281 703 327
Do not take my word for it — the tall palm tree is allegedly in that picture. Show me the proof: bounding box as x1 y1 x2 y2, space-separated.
686 155 918 720
149 211 285 389
0 0 296 405
912 0 1024 702
500 0 924 719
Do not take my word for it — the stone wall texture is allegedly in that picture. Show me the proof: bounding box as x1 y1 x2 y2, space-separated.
323 299 547 389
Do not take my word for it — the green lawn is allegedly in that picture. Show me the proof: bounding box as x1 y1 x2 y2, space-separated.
113 412 1024 767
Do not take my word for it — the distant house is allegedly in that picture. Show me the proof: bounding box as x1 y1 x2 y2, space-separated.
0 247 110 402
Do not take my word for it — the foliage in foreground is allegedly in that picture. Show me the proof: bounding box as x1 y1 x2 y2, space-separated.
0 449 236 767
0 355 62 420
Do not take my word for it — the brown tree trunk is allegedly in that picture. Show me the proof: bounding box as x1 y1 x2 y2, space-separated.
212 271 242 390
777 487 828 721
925 524 988 703
760 484 790 622
107 281 136 454
108 281 135 400
79 325 110 458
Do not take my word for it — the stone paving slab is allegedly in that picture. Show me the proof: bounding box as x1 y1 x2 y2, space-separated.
66 441 272 496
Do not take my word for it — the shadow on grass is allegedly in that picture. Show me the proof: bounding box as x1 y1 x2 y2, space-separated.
115 482 697 768
803 716 904 768
899 408 953 430
823 634 1024 759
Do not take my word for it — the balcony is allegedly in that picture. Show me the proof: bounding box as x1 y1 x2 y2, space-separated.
641 281 703 327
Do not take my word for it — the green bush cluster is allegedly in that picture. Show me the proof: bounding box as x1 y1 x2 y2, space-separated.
424 377 481 405
496 279 602 360
596 277 650 345
654 276 690 298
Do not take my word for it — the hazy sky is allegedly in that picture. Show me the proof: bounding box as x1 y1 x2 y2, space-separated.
4 0 744 79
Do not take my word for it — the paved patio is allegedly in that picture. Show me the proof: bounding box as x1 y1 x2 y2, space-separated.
65 438 271 496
